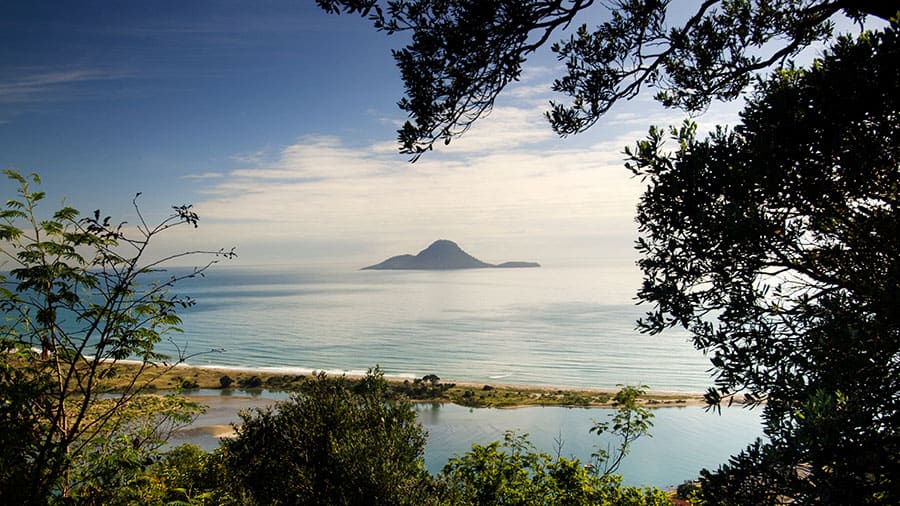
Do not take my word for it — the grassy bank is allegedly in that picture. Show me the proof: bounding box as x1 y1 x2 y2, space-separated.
107 361 704 408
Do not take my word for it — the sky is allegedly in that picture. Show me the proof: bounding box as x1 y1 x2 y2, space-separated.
0 1 873 269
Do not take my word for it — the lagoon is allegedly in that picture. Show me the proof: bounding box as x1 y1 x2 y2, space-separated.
176 391 763 488
418 403 762 488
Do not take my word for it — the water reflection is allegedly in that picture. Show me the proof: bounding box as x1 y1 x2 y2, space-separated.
175 391 763 488
416 403 763 488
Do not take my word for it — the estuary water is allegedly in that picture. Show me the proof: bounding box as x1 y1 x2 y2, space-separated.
179 391 763 488
159 262 764 487
417 403 762 488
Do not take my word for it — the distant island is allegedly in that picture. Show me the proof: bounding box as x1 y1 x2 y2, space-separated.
362 240 540 270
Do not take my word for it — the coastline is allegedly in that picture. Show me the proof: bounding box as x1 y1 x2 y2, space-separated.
120 361 708 409
176 388 705 443
156 362 708 445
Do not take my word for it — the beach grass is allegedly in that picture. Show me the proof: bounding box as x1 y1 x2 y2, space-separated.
101 361 704 408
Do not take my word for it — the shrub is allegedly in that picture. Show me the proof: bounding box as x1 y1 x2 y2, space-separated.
221 368 434 505
219 375 234 389
238 375 262 388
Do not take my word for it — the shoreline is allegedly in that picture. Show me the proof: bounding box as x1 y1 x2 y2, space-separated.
118 361 708 409
151 363 709 445
175 389 706 442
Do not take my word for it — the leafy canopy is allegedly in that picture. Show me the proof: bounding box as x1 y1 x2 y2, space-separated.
439 431 669 506
319 0 897 159
0 170 233 504
220 367 434 506
629 27 900 503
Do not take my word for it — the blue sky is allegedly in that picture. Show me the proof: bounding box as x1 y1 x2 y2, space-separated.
1 1 873 268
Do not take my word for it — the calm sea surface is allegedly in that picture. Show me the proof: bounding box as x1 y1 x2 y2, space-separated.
160 263 763 487
164 263 714 391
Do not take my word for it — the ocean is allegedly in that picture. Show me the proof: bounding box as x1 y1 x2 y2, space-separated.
163 262 714 391
158 262 763 487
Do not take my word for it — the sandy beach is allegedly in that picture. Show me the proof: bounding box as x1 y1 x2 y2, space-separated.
171 394 277 445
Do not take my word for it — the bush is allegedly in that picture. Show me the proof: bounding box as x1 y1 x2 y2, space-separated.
219 375 234 389
0 171 228 503
238 375 262 388
221 367 434 505
439 431 670 505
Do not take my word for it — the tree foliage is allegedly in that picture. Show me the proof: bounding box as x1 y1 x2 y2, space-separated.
318 0 897 159
103 379 664 506
103 443 236 506
629 27 900 502
0 170 233 504
439 431 669 506
589 384 654 476
437 384 660 505
220 367 434 506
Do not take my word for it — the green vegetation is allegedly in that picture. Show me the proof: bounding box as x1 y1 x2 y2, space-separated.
102 370 669 506
631 28 900 503
222 368 433 506
590 385 654 476
322 1 900 502
0 171 232 504
73 358 700 408
318 0 896 159
439 432 669 506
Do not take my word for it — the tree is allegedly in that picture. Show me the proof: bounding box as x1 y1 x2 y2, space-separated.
220 367 435 506
628 27 899 502
589 384 654 476
439 431 669 505
422 373 441 396
318 0 897 159
438 385 661 505
103 443 237 506
0 171 233 504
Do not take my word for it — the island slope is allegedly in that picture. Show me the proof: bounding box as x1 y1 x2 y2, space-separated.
362 240 539 270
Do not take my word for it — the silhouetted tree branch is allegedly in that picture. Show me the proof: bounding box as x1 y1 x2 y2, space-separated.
319 0 897 160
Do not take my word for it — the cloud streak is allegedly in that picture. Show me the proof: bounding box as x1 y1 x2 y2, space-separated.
180 75 742 266
189 114 655 265
182 172 225 180
0 68 130 104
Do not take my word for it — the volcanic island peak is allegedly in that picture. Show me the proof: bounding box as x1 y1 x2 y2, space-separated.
362 240 540 270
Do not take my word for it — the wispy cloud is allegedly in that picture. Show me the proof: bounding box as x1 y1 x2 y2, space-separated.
229 148 274 166
180 71 743 265
219 136 396 185
182 172 226 180
437 104 557 155
187 102 651 264
0 68 129 104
